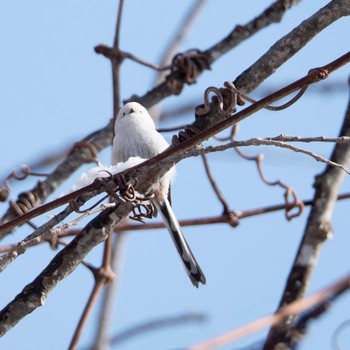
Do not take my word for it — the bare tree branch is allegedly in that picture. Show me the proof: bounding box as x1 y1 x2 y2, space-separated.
263 76 350 349
92 233 126 350
197 137 350 174
234 0 350 94
0 201 133 336
156 0 206 83
109 312 206 347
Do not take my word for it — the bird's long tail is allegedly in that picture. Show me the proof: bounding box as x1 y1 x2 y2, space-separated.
155 198 206 287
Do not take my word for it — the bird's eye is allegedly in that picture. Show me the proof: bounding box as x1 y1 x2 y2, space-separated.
123 112 126 117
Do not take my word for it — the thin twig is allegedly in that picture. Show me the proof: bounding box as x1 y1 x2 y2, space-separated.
69 283 105 350
113 0 123 51
92 233 126 349
110 312 206 346
201 154 231 215
332 319 350 350
122 51 171 71
201 137 350 174
116 191 350 231
156 0 206 83
1 192 350 256
0 203 115 273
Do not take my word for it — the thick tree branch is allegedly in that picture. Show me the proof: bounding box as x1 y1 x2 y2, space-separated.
263 76 350 349
234 0 350 94
0 201 133 336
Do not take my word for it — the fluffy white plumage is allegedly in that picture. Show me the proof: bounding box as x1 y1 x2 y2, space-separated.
71 158 145 191
112 102 206 287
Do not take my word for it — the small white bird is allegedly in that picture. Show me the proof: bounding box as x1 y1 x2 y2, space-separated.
112 102 206 287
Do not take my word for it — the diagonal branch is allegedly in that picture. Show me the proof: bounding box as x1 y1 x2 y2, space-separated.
0 54 349 239
234 0 350 94
0 0 301 234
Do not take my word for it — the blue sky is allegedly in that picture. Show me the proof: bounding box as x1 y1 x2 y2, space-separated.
1 1 350 349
